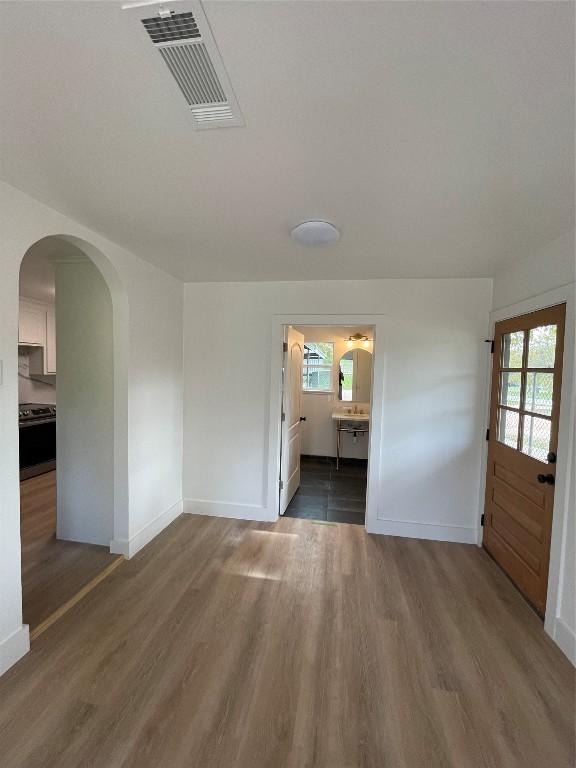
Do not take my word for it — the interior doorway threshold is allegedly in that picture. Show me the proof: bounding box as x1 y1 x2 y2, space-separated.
30 555 125 642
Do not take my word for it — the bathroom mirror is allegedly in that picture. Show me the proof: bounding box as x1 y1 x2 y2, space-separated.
338 348 373 401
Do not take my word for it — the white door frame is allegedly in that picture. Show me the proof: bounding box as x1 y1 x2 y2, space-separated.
476 284 575 661
267 314 388 532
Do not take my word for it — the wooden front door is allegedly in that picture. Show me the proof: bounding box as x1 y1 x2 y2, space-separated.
483 304 566 615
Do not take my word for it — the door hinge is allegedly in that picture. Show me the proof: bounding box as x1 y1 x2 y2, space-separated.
281 411 286 422
485 339 494 353
481 514 485 527
283 341 288 353
485 428 490 441
279 479 284 491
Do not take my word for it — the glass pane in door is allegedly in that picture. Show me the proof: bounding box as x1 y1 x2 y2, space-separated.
521 415 551 462
527 325 557 368
498 408 519 449
502 331 524 368
525 372 554 416
499 372 522 409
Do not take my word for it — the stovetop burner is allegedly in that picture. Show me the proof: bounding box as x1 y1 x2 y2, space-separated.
19 403 56 424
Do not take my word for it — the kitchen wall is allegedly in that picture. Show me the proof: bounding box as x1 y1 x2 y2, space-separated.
295 325 372 460
0 180 183 676
18 349 56 404
491 228 576 663
183 278 493 542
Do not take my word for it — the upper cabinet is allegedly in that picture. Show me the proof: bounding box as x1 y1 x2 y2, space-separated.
19 298 56 375
18 299 46 346
45 309 56 375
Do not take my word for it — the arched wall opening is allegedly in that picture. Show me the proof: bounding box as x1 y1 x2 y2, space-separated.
17 234 129 623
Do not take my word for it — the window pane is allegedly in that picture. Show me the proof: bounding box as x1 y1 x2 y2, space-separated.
497 408 519 449
521 415 551 462
502 331 524 368
303 366 332 391
525 372 554 416
304 342 333 366
527 325 556 368
499 372 522 409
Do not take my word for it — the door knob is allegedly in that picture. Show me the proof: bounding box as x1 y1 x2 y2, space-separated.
537 474 555 486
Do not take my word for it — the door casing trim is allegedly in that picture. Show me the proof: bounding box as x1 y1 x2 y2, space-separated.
477 283 575 661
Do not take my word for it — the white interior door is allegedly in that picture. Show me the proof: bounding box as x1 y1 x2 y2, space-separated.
280 326 304 514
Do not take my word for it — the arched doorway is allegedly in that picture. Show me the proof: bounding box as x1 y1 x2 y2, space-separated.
17 235 129 634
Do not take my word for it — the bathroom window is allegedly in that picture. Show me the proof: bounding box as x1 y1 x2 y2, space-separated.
302 342 333 392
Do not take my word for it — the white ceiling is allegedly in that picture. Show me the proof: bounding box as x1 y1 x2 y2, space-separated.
1 1 574 282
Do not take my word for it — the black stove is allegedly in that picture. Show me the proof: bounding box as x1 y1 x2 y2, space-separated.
19 403 56 479
19 403 56 426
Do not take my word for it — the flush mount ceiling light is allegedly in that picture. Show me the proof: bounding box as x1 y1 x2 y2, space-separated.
290 221 340 246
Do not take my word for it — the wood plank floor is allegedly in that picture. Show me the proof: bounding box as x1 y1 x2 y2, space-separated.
20 471 119 630
1 514 574 767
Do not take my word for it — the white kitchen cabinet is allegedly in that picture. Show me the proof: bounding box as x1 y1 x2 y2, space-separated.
18 299 46 346
45 309 57 374
19 298 56 376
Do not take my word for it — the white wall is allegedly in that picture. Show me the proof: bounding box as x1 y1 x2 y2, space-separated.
296 325 372 460
183 279 492 541
0 181 183 676
491 229 576 663
56 258 114 545
492 229 575 310
560 418 576 644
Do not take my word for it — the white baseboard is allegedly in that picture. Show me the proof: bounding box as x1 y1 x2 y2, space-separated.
367 517 478 544
0 625 30 677
183 498 274 522
110 499 183 558
550 617 576 665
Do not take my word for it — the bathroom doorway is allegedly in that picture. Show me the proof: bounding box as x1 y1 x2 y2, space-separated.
279 324 374 526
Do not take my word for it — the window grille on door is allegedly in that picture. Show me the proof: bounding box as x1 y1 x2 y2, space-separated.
497 323 557 463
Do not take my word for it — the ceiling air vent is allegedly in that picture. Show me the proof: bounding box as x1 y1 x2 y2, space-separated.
142 12 200 43
134 2 244 129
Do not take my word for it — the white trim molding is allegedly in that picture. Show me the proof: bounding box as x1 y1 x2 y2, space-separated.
0 625 30 678
368 518 477 544
110 499 183 558
183 499 273 521
551 617 576 666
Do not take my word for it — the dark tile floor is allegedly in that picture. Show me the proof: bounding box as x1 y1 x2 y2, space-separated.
284 455 367 525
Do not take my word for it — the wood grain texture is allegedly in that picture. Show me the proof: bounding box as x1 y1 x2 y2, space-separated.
484 303 566 615
20 471 118 630
2 514 574 767
30 556 124 642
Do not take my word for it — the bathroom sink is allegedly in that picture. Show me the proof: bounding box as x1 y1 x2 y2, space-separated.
332 410 370 422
